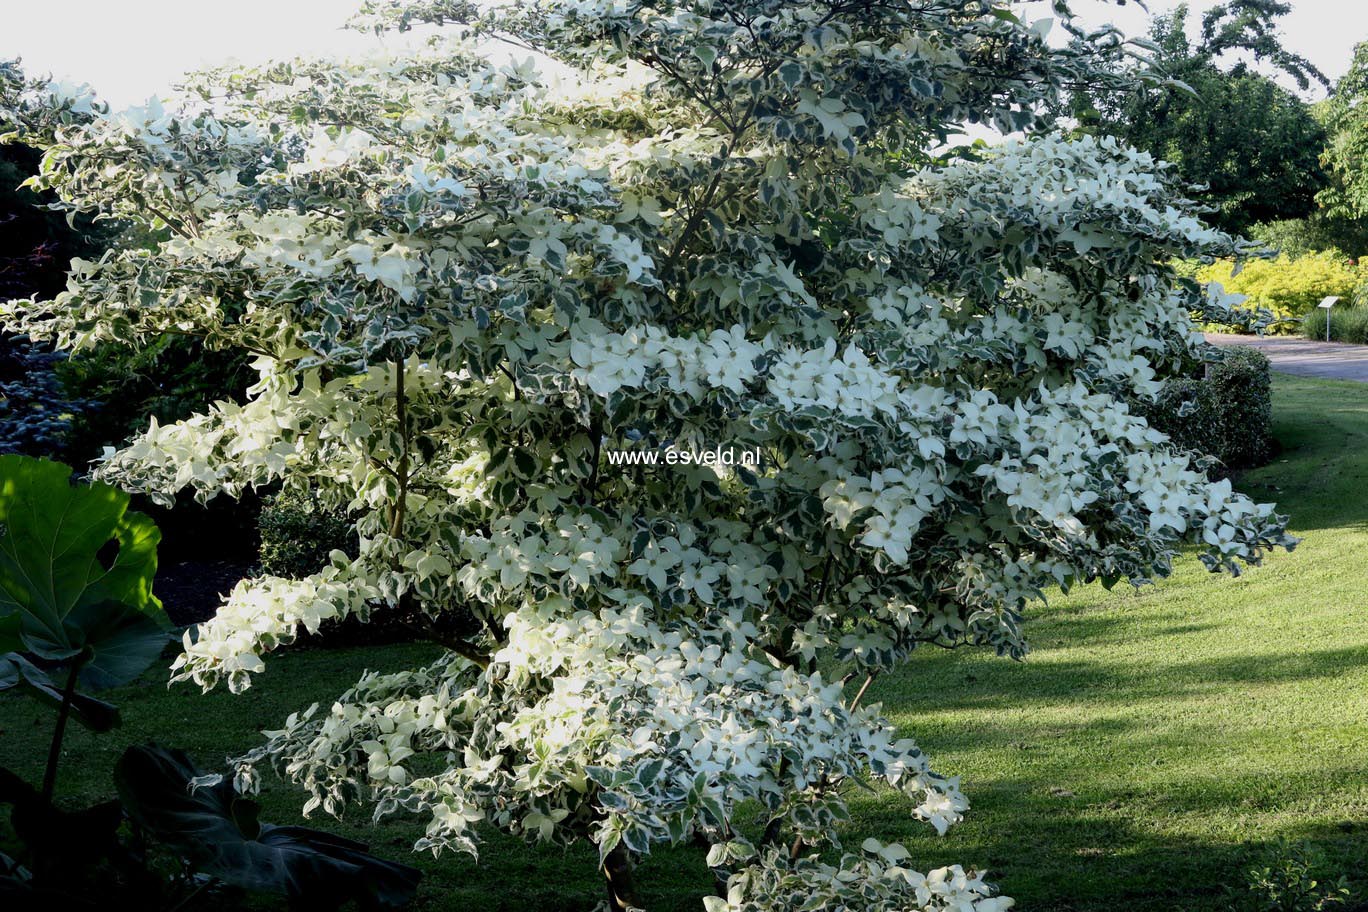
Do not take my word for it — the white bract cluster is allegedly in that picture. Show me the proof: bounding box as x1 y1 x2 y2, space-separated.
170 560 384 693
820 467 949 564
705 841 1014 912
232 606 966 870
0 2 1295 909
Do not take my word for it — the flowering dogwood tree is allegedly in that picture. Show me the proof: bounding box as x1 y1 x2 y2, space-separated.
1 1 1294 909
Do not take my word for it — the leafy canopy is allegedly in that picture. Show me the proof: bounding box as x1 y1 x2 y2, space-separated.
1317 41 1368 241
1071 0 1328 235
0 1 1295 909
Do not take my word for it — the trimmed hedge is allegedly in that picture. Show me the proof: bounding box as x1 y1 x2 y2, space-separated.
1142 346 1273 474
1206 346 1273 470
258 489 358 579
1143 378 1223 466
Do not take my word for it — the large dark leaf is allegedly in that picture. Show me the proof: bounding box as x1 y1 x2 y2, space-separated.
114 745 421 910
0 766 124 877
63 601 169 692
0 848 23 877
0 874 98 911
0 652 120 732
0 456 167 688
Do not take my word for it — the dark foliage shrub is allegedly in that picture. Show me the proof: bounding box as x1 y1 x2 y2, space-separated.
55 336 255 467
0 145 106 457
2 142 253 469
258 490 479 648
0 145 98 300
139 487 265 565
48 346 265 564
258 489 358 579
1142 346 1273 475
0 333 87 456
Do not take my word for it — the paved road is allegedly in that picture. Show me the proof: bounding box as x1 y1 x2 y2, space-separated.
1204 333 1368 383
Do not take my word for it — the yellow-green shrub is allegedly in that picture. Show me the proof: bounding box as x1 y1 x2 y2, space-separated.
1197 251 1366 333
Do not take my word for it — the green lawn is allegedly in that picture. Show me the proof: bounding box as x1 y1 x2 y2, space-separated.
3 373 1367 911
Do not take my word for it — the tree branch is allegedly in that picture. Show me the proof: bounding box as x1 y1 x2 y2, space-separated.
389 358 410 539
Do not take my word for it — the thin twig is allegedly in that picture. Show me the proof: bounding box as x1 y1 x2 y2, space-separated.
399 618 491 668
389 359 409 539
586 407 603 506
848 671 879 711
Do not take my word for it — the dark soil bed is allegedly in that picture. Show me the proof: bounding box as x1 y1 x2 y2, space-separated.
154 560 252 626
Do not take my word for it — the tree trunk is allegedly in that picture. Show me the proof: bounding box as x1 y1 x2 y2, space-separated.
603 844 644 912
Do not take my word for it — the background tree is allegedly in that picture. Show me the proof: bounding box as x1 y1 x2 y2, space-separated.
1314 41 1368 253
1 3 1295 910
1072 0 1328 236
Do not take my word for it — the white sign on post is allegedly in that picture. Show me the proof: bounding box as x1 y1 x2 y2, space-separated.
1319 296 1340 342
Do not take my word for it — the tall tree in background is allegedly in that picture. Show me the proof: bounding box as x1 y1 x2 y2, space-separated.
1072 0 1328 236
1318 42 1368 232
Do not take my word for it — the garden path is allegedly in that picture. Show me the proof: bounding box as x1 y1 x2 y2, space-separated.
1205 332 1368 382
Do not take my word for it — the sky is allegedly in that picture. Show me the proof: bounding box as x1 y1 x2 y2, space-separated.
2 0 1366 108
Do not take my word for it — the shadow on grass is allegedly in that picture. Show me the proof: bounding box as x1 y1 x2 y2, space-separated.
849 747 1368 912
853 812 1368 912
1248 377 1368 534
881 640 1368 716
